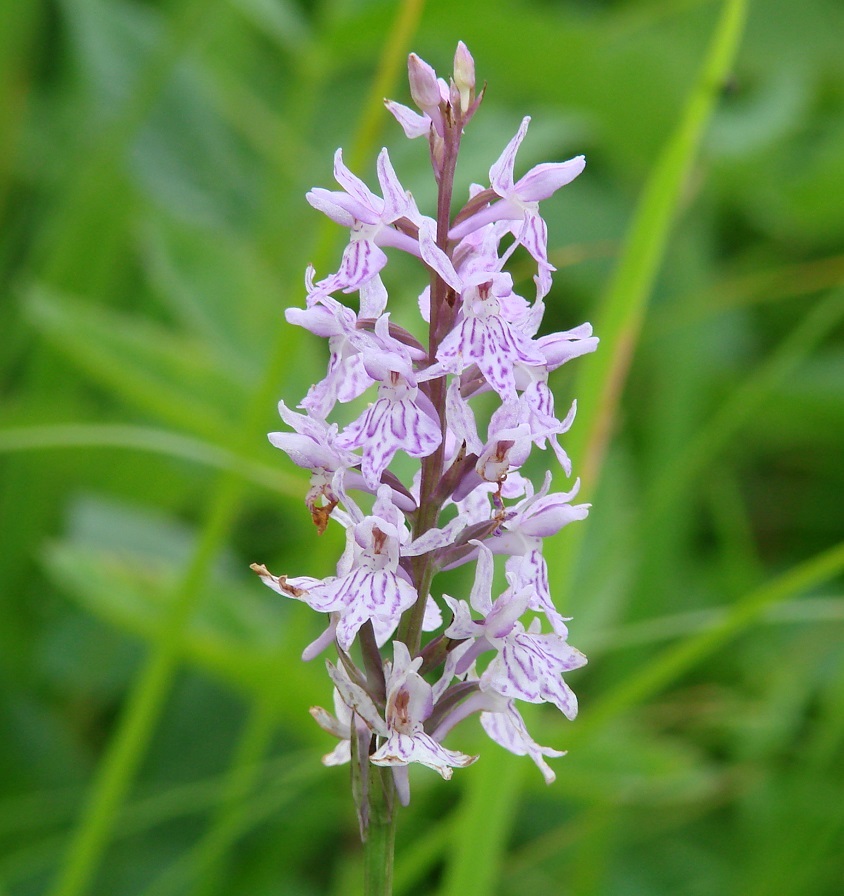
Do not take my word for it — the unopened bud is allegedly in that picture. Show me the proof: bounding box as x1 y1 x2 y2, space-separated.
408 53 441 113
453 41 475 113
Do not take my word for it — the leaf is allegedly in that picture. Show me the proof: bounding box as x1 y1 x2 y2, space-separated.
41 495 292 695
25 286 248 443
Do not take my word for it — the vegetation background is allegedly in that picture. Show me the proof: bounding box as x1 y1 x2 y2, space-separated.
1 0 842 893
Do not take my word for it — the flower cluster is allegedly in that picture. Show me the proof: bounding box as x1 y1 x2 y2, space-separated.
253 43 597 811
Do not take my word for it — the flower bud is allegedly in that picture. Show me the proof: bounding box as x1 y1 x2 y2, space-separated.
453 41 475 113
408 53 441 113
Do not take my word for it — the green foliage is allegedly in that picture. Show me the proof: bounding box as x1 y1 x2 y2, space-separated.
1 0 842 894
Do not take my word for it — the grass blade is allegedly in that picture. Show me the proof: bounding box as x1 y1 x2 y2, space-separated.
444 2 749 892
570 0 749 493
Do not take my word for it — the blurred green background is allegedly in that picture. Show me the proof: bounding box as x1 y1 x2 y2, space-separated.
1 0 843 894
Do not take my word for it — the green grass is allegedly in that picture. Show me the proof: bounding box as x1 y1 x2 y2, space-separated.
2 0 843 894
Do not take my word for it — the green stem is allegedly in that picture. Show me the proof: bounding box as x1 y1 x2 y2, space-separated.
364 768 397 896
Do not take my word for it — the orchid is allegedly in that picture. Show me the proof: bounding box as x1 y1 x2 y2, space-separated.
252 42 596 882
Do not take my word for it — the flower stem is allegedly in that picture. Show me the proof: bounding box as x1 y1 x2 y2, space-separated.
364 767 398 896
402 105 463 654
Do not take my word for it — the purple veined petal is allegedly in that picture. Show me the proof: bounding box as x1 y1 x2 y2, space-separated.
524 293 548 337
549 436 573 477
417 285 431 323
334 353 375 404
392 766 411 806
335 240 389 293
532 385 573 429
430 687 502 742
448 199 523 242
442 595 478 640
489 116 530 195
299 340 375 418
423 595 443 631
480 702 565 784
301 575 348 614
306 188 356 227
488 399 521 436
385 642 432 728
516 212 550 267
267 432 339 470
369 313 419 371
318 190 381 227
332 570 417 651
537 325 599 370
370 612 400 648
326 660 387 735
388 640 419 680
404 521 459 557
468 540 495 615
393 397 442 457
371 482 407 531
542 674 580 719
357 346 411 385
533 628 588 672
333 148 381 214
285 302 350 338
302 616 338 661
409 391 444 446
484 629 586 718
372 226 425 257
298 379 335 421
504 551 569 636
476 319 519 400
370 568 419 619
384 99 432 139
321 740 352 767
515 156 586 202
370 731 478 779
275 398 328 439
360 273 388 318
431 640 475 703
482 640 543 704
377 148 411 222
518 493 590 540
251 564 322 602
485 585 532 641
534 262 553 301
336 404 383 462
418 219 463 292
446 378 483 453
435 316 477 372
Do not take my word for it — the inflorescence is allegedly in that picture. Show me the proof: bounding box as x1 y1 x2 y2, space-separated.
252 42 598 810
